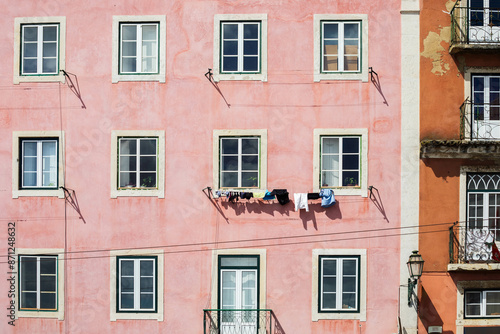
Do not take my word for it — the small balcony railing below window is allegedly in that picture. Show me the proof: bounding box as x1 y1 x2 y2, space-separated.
204 309 283 334
451 2 500 50
460 98 500 140
450 222 500 264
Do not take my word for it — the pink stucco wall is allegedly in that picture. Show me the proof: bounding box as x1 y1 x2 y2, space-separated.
0 1 402 333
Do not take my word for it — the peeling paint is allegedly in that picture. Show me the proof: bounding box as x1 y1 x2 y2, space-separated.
445 0 457 12
421 26 451 76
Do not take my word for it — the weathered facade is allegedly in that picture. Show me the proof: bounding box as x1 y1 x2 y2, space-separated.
418 1 500 333
0 1 410 333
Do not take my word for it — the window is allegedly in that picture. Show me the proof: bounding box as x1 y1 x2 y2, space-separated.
319 256 359 312
21 139 58 189
20 255 58 311
213 130 267 190
117 257 157 312
112 16 166 83
213 14 268 81
320 136 360 188
469 0 500 42
313 129 368 196
14 17 66 84
314 15 368 82
15 248 64 319
120 23 158 74
110 249 164 321
466 290 500 317
471 74 500 139
467 173 500 240
110 130 165 198
13 131 64 198
312 249 366 321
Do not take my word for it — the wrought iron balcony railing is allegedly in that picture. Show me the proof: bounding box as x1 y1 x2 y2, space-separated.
451 2 500 49
449 222 500 264
460 99 500 140
204 309 282 334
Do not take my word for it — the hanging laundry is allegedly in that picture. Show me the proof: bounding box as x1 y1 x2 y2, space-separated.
240 192 254 200
253 192 266 199
319 189 335 208
263 191 275 200
294 193 309 212
271 189 290 205
307 193 320 200
228 192 239 203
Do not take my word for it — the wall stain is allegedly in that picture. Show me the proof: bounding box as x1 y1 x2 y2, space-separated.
421 26 451 76
445 0 457 12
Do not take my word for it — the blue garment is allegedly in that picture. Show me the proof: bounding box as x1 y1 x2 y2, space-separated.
262 190 275 200
319 189 335 208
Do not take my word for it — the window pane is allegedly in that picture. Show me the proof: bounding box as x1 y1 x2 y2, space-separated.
122 25 137 40
121 293 134 309
23 173 37 187
342 293 356 309
324 40 338 55
323 138 339 154
142 25 157 40
223 57 238 72
322 293 336 309
323 259 337 275
324 56 338 71
40 276 56 292
242 138 259 154
466 291 481 304
140 277 154 292
223 24 238 39
142 41 156 57
23 59 37 74
322 171 339 187
43 42 57 57
244 24 258 39
120 139 137 155
40 257 56 274
24 43 37 57
221 172 238 187
222 271 236 287
223 41 238 55
43 26 57 41
241 172 258 187
24 157 37 172
23 27 38 41
221 139 238 154
120 172 136 187
220 257 258 267
243 56 258 71
121 260 134 276
322 155 339 171
344 24 359 38
140 294 154 309
342 277 357 293
120 156 136 172
343 171 359 186
323 277 337 293
21 292 37 309
40 292 56 309
344 56 359 71
43 59 57 73
343 259 357 275
343 138 360 153
42 141 56 157
140 260 154 275
244 41 258 56
466 304 481 316
142 57 156 73
122 41 137 57
242 156 258 170
139 173 156 187
345 41 359 55
222 156 238 171
140 156 156 171
122 58 136 72
343 155 359 170
323 23 338 38
121 277 134 293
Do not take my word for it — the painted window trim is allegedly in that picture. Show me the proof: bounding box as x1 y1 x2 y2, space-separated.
313 128 368 196
110 130 165 198
313 14 368 82
463 67 500 140
213 14 268 82
12 131 65 199
13 17 66 84
210 249 266 310
110 249 164 321
464 290 500 318
15 248 65 320
213 129 267 191
456 281 500 333
312 249 367 321
112 15 166 83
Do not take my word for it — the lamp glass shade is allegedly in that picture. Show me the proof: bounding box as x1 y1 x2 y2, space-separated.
407 250 424 279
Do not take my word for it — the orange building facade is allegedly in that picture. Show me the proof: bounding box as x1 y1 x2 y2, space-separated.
419 1 500 333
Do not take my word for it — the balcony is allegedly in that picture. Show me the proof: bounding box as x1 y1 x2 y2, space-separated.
449 222 500 270
204 309 283 334
460 99 500 141
450 2 500 54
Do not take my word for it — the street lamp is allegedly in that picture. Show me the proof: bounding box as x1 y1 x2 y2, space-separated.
407 250 424 306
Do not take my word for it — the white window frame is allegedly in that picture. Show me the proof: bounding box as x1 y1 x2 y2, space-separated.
110 249 164 321
20 139 58 189
210 249 267 310
213 14 268 82
312 249 367 321
117 257 156 312
319 256 360 312
465 290 500 318
219 137 260 189
456 281 500 333
19 255 58 311
213 129 267 191
119 23 159 75
15 248 65 320
112 16 166 83
12 131 65 199
118 137 158 189
314 14 368 82
313 129 368 197
14 17 66 84
111 130 165 198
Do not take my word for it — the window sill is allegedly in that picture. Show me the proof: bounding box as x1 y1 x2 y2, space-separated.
314 72 368 82
111 188 164 198
13 189 64 199
16 310 63 320
213 73 267 82
14 73 66 85
111 312 162 321
111 73 165 83
314 187 367 197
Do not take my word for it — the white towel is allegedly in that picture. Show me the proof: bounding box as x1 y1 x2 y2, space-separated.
294 193 309 212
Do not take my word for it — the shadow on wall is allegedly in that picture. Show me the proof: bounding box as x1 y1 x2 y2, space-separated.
419 286 444 332
422 158 461 181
